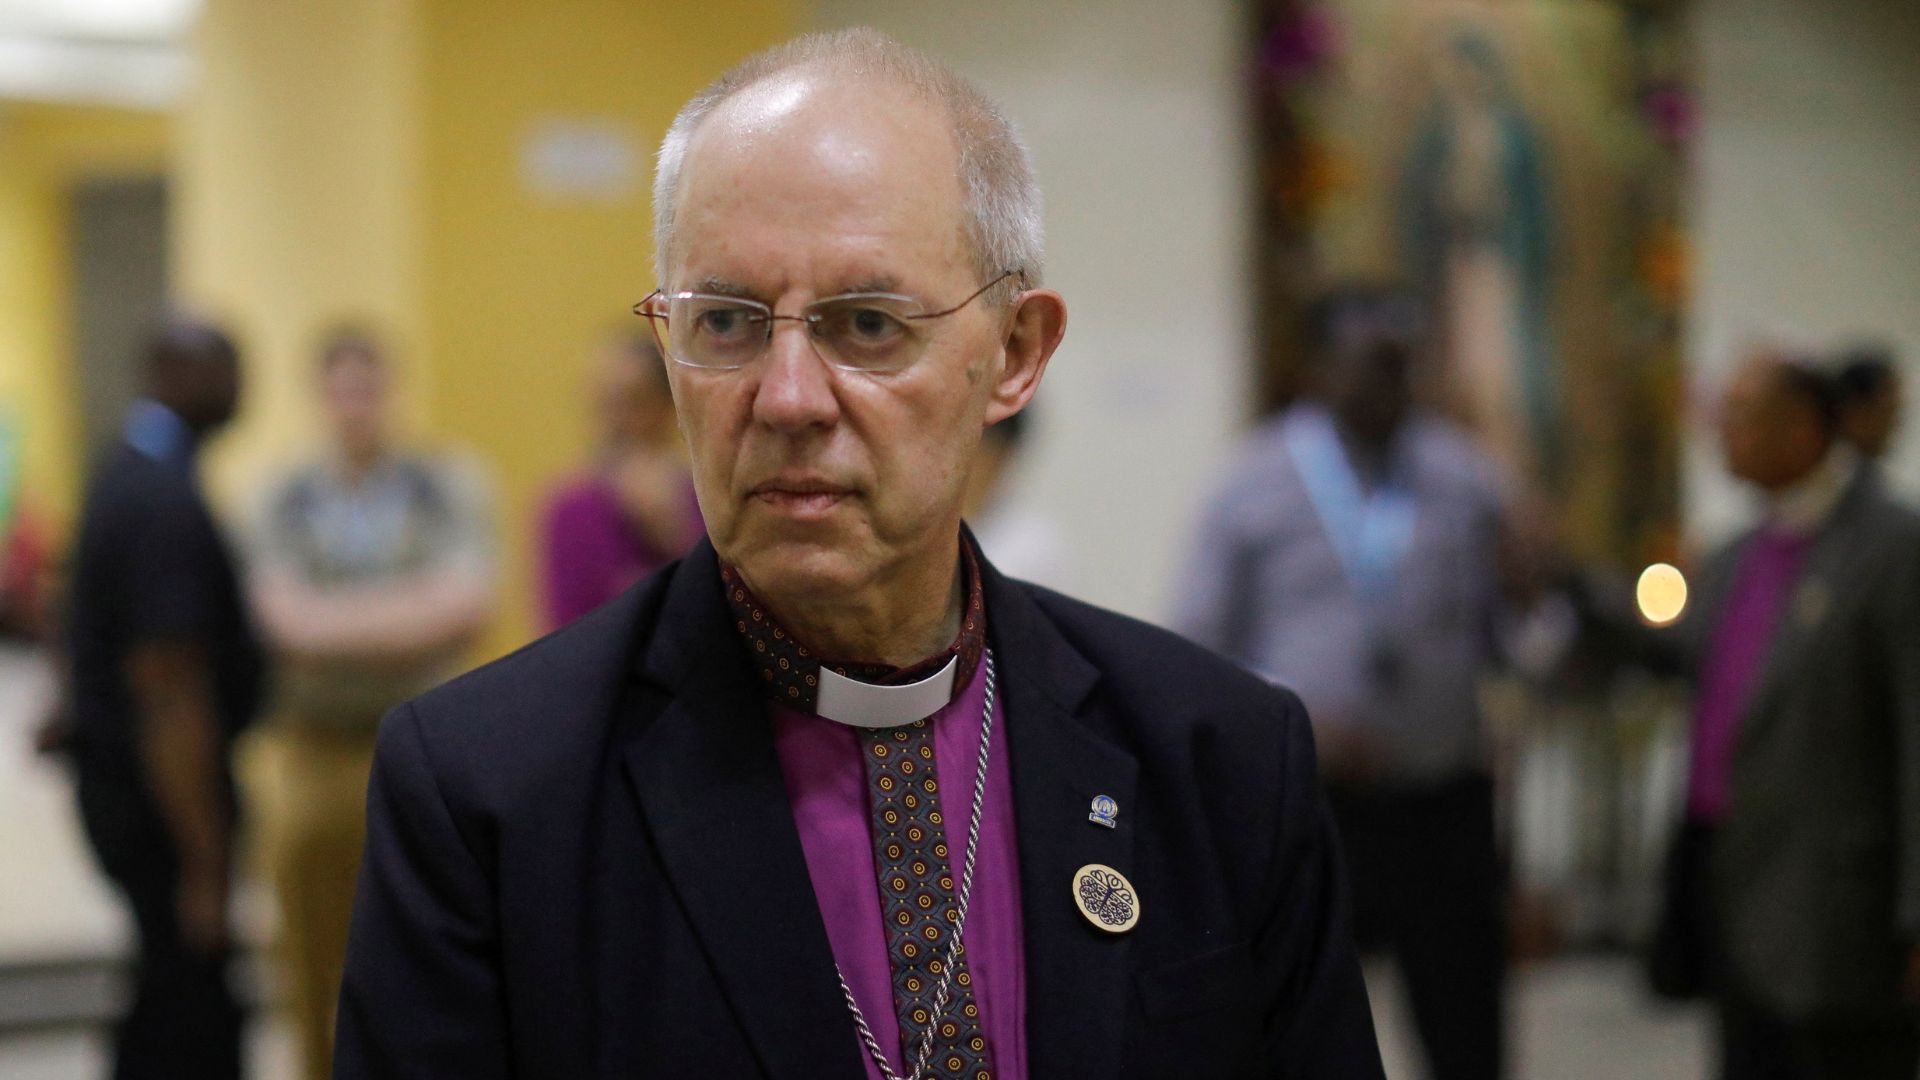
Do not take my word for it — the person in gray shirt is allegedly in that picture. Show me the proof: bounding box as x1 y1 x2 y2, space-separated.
1175 287 1511 1080
247 329 495 1080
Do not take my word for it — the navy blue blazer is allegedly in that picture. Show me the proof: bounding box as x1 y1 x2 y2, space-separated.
334 539 1383 1078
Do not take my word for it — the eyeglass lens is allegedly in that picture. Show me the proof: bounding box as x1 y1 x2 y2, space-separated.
661 294 933 372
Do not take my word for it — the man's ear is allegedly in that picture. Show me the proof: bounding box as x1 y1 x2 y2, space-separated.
984 289 1067 426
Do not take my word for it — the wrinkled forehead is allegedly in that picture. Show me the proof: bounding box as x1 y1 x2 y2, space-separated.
671 73 970 286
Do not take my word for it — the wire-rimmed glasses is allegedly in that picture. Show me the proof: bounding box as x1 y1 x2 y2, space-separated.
633 269 1023 373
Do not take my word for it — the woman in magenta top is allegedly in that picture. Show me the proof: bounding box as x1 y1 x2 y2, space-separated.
539 334 702 629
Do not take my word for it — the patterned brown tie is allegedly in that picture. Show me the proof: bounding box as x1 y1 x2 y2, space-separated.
860 718 991 1079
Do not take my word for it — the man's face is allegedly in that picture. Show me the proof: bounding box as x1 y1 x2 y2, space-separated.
662 76 1012 602
179 351 241 432
1719 357 1824 490
323 353 388 455
1323 339 1412 450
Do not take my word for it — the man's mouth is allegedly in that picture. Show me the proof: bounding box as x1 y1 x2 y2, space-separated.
748 478 854 519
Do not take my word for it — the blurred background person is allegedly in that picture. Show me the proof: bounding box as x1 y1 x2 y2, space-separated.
537 332 700 630
1174 287 1511 1080
1656 349 1920 1080
0 504 48 643
246 328 495 1080
1 487 49 646
8 487 71 758
62 320 261 1080
960 407 1068 588
1834 343 1903 471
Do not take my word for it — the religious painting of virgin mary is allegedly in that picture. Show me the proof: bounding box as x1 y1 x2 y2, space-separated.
1253 0 1688 567
1400 27 1561 489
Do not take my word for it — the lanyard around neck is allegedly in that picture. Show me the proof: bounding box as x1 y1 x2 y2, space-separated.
1286 408 1419 601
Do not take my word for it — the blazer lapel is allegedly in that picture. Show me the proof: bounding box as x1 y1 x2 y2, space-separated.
622 542 867 1080
982 559 1139 1080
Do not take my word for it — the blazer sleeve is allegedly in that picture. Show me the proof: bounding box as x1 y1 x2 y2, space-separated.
334 703 512 1080
1256 690 1387 1078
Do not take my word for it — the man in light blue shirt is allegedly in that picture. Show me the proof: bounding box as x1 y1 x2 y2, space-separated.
1175 288 1510 1080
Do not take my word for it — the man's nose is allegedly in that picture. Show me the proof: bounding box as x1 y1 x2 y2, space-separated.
751 320 841 433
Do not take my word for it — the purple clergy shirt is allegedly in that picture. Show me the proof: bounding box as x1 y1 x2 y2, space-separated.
1688 528 1815 822
772 657 1029 1080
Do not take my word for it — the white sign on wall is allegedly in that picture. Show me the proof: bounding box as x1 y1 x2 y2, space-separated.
520 118 640 203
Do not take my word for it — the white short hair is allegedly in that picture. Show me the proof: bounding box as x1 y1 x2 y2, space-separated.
652 28 1044 299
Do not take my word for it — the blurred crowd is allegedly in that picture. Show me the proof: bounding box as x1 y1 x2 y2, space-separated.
1174 295 1916 1080
3 319 709 1079
0 295 1912 1080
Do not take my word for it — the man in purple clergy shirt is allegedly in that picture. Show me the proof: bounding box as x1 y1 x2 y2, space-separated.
1654 349 1920 1080
334 28 1382 1080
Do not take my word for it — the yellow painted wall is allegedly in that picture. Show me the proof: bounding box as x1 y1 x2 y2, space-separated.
417 0 799 656
0 103 169 533
176 0 428 507
178 0 799 659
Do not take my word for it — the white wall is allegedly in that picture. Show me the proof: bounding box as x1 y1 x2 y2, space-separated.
809 0 1254 622
1686 0 1920 543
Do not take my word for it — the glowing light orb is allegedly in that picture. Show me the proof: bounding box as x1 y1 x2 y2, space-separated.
1636 563 1688 626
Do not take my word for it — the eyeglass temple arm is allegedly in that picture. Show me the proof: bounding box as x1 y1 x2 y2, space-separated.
903 269 1025 321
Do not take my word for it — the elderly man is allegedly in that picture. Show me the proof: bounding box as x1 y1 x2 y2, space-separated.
1661 351 1920 1080
336 30 1381 1079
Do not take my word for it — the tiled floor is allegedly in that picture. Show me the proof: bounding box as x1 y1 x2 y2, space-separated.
0 646 1711 1078
1368 958 1709 1079
0 649 126 966
0 647 299 1078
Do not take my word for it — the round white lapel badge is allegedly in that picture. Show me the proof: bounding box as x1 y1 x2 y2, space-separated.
1073 863 1141 933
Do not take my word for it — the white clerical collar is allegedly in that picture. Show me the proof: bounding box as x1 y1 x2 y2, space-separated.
1768 445 1857 535
813 655 959 729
